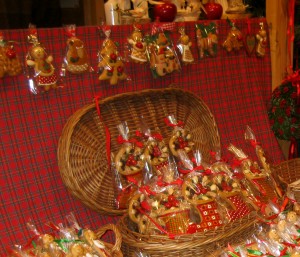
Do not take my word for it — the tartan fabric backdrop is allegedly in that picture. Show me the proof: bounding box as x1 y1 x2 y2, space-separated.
0 18 284 255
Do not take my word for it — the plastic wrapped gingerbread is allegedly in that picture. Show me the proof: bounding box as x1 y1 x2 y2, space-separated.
98 27 128 85
0 33 22 78
223 21 244 52
63 25 91 74
177 26 194 64
26 27 59 93
127 24 147 64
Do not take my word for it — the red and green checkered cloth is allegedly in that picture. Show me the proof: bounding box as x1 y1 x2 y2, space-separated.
0 18 284 255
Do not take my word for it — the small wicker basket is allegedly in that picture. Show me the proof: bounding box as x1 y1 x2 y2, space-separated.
57 88 220 215
118 213 257 257
273 158 300 202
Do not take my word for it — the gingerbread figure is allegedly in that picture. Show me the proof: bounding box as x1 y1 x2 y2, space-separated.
223 24 244 52
127 24 147 64
177 26 194 64
26 44 58 92
256 23 267 57
65 37 90 74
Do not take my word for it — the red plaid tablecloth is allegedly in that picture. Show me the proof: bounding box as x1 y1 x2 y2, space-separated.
0 18 284 255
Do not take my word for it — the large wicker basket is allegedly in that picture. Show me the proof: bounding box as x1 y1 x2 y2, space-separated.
272 158 300 202
118 213 257 257
57 88 220 215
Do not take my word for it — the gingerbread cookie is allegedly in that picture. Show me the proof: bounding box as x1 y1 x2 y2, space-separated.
177 26 194 64
127 24 147 64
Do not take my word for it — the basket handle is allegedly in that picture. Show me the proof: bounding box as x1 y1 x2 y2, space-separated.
95 223 122 254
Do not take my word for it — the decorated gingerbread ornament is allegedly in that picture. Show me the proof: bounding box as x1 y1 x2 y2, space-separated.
63 25 91 74
0 33 22 78
177 26 194 64
98 27 128 85
195 22 218 59
127 24 147 64
256 22 267 57
146 27 180 78
26 27 59 93
223 20 244 52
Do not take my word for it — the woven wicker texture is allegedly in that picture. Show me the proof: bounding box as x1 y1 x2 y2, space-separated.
95 224 123 257
57 88 220 215
273 158 300 202
273 158 300 184
118 213 257 257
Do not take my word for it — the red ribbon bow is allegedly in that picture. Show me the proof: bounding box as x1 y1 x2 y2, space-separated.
164 117 184 128
117 135 144 148
156 177 183 187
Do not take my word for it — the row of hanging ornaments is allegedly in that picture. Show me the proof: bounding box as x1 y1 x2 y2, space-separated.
0 20 266 94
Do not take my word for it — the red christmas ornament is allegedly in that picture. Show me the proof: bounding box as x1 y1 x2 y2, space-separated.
203 0 223 20
153 1 177 22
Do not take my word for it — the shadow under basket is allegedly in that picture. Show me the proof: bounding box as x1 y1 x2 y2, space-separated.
117 213 258 257
57 88 221 215
273 158 300 202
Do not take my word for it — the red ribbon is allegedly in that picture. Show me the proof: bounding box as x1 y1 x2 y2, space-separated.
156 177 183 187
137 207 176 239
117 135 144 148
135 130 163 141
151 22 176 35
95 95 111 169
164 117 184 128
287 0 296 72
139 185 157 196
289 138 299 159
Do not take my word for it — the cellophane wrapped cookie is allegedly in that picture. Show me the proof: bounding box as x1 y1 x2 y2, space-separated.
165 115 194 160
98 26 128 85
177 26 195 65
0 32 22 78
195 22 218 59
113 121 144 209
145 25 181 78
25 26 60 94
223 20 244 53
62 24 92 75
127 24 148 64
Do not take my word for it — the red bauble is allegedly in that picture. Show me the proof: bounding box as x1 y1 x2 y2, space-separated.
203 1 223 20
6 48 16 59
153 2 177 22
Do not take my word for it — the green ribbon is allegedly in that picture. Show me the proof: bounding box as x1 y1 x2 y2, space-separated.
227 251 240 257
53 239 83 252
247 249 263 256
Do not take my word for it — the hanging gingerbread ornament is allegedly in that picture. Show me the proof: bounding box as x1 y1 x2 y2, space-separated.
244 19 256 56
223 19 244 53
195 22 218 59
0 32 22 78
62 24 92 75
127 24 148 64
146 24 181 78
25 25 59 94
255 22 267 57
177 26 195 64
98 26 128 85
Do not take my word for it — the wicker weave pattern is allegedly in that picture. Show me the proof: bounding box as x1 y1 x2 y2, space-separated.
118 214 257 257
58 88 220 215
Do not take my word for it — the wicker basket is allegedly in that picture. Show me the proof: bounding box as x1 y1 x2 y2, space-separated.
57 88 220 215
273 158 300 202
95 224 123 257
118 213 257 257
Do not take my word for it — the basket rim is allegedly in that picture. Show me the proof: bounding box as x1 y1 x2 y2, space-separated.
117 213 257 251
57 87 221 215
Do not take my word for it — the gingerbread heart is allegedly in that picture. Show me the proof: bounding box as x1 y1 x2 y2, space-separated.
245 34 256 56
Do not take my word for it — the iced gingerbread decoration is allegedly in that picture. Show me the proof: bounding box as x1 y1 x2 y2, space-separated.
256 22 267 57
146 27 180 78
213 172 253 222
165 115 194 159
195 22 218 59
98 27 128 85
26 27 58 93
63 25 91 74
127 24 147 64
227 143 280 206
182 172 223 232
223 21 244 52
0 33 22 78
177 26 194 64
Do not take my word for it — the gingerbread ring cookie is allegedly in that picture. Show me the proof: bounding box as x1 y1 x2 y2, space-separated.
169 128 194 157
115 144 145 176
182 174 217 205
144 140 169 173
